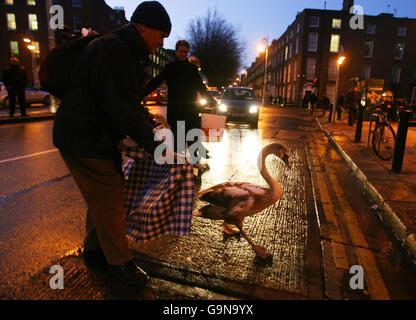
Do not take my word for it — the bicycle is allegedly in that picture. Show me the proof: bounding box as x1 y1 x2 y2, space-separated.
368 107 397 161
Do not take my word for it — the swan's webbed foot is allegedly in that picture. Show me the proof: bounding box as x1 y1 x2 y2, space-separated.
223 222 241 235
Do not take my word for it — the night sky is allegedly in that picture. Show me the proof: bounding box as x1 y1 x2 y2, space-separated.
105 0 416 67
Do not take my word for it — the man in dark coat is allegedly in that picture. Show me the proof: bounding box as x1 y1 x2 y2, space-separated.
346 87 361 126
2 57 28 117
144 40 216 159
52 1 171 286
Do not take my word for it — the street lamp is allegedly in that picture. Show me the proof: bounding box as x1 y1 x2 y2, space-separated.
333 55 346 123
241 69 247 86
25 38 40 90
258 37 269 106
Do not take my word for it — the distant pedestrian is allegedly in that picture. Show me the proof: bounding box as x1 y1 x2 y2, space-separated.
2 57 28 117
337 92 346 120
309 92 318 114
53 1 171 286
346 87 361 126
144 39 216 161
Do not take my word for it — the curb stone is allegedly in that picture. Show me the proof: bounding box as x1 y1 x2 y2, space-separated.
316 118 416 266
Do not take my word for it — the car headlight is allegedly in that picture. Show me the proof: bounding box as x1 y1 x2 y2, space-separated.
218 104 228 112
249 105 259 113
200 98 207 106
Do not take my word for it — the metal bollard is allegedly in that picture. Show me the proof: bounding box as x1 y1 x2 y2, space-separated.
354 106 365 142
392 110 413 173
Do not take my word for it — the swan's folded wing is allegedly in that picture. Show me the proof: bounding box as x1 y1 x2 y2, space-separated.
198 182 267 208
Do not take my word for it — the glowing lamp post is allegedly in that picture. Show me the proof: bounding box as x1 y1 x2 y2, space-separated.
333 56 346 123
258 38 269 106
25 39 40 90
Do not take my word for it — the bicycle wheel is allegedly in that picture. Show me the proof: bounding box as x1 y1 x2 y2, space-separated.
372 123 396 161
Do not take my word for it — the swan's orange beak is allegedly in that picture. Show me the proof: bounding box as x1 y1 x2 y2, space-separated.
282 153 291 169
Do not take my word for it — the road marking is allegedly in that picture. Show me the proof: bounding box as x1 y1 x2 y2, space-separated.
0 149 58 164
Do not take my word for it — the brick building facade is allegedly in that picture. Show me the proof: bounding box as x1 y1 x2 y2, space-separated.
247 0 416 106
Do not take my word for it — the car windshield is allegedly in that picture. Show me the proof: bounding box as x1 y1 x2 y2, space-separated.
223 89 256 101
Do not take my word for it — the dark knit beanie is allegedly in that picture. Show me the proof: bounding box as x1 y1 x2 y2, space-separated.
131 1 172 35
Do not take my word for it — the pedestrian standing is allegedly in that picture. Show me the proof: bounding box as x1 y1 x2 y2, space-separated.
346 87 361 126
144 40 216 161
52 1 171 286
337 92 346 120
2 57 28 117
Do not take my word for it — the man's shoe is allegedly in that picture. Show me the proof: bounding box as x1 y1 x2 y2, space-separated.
107 260 149 286
82 249 108 269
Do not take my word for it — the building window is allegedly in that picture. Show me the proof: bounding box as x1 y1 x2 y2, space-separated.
293 61 297 81
397 26 407 36
330 34 340 53
289 43 293 59
394 42 405 60
295 37 299 55
27 0 36 5
366 24 376 34
306 57 316 80
391 66 401 84
73 16 82 32
361 65 371 79
332 19 342 29
308 32 318 52
297 23 300 33
10 41 19 56
285 46 289 61
309 16 320 27
5 0 14 5
7 13 16 30
328 59 337 81
364 40 374 58
28 14 38 30
72 0 82 7
290 30 293 39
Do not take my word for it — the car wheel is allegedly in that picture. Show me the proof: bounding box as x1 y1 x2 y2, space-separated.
43 95 51 107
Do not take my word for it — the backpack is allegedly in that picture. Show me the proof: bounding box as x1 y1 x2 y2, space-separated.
39 34 102 99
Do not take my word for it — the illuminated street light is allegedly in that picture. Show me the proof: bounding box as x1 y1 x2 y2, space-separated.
333 56 346 123
23 38 31 43
27 44 36 51
258 37 269 106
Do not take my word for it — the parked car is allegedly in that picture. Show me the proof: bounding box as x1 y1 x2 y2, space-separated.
0 82 51 108
143 88 167 105
216 87 260 128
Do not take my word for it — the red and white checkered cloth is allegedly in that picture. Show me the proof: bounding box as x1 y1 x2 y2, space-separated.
122 148 195 243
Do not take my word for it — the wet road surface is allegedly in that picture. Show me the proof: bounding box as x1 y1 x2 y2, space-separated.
0 107 415 300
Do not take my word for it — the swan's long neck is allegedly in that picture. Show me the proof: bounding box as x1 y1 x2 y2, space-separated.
257 145 283 198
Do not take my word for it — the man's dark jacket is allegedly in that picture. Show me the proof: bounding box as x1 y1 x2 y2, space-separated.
144 58 216 131
2 64 28 89
53 23 157 162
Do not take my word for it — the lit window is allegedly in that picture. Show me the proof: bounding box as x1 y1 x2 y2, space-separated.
306 57 316 80
28 14 38 30
308 32 318 52
394 42 405 60
285 46 288 60
364 40 374 57
10 41 19 56
366 24 376 34
7 13 16 30
309 16 320 27
332 19 342 29
5 0 14 5
72 0 81 7
397 26 407 36
27 0 36 5
330 34 340 53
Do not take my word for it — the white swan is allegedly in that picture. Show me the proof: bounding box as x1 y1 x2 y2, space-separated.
193 143 291 260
